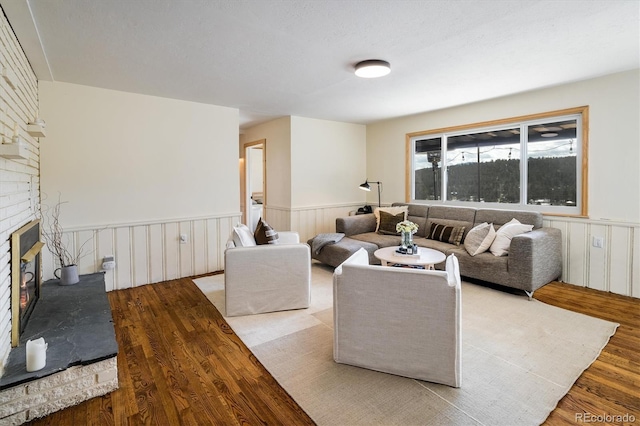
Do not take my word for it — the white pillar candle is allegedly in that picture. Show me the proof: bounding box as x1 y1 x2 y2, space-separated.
26 338 47 372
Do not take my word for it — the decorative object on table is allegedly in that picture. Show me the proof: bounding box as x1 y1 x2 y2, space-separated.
358 179 382 207
396 245 419 256
396 220 418 250
54 264 79 286
38 193 96 285
26 337 47 372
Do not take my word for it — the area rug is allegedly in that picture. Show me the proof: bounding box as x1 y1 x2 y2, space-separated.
193 263 618 426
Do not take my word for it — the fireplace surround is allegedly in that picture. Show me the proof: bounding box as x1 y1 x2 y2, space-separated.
10 220 44 347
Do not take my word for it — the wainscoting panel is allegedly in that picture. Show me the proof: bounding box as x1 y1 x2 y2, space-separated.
633 227 640 298
546 217 638 297
114 227 133 291
163 222 180 283
148 224 164 285
263 206 291 235
41 214 241 292
609 225 631 296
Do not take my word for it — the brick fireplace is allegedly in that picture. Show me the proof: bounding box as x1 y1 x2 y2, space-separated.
0 222 119 424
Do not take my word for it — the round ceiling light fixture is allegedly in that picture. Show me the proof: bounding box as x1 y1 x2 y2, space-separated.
355 60 391 78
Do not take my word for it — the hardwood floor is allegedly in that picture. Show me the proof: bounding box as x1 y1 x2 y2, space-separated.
29 276 638 425
534 283 640 425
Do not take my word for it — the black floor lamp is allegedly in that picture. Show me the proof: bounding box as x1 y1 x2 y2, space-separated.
359 180 382 207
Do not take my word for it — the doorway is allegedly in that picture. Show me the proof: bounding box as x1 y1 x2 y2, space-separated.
244 139 266 232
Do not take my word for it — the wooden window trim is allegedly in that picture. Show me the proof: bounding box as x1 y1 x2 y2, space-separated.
405 106 589 217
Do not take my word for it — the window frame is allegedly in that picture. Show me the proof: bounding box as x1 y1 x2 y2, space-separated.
405 106 589 217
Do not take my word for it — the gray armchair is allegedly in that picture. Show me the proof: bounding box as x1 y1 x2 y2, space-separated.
333 248 462 387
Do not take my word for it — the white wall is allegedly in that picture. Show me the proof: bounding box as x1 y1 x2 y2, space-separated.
366 70 640 296
242 116 366 240
38 82 241 288
290 116 366 208
248 146 263 196
367 70 640 222
0 10 40 373
242 117 291 212
39 82 239 226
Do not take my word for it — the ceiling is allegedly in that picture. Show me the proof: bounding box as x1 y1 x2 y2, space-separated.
2 0 638 131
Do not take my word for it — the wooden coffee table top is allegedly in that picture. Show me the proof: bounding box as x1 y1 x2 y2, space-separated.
374 246 446 268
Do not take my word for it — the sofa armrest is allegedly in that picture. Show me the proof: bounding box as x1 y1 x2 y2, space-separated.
336 214 377 236
508 227 562 291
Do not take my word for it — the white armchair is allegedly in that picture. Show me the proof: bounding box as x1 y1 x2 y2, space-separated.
333 248 462 387
224 230 311 317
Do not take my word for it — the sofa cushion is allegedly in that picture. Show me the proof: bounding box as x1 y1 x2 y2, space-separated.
427 223 465 246
254 218 279 245
489 219 533 256
350 232 401 248
448 247 511 284
475 208 543 229
413 237 456 254
378 210 404 235
464 222 496 256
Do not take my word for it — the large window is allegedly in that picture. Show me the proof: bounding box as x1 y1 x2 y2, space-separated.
408 107 587 216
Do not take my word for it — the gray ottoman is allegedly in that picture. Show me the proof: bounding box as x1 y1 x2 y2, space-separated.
308 236 380 267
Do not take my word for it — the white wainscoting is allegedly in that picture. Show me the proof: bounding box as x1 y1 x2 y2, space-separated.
39 209 638 298
265 203 364 243
41 214 241 292
544 216 639 298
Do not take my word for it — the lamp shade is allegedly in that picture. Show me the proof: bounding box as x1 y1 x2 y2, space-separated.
359 181 371 191
354 60 391 78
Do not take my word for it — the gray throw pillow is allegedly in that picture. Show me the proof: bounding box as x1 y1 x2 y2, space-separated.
464 222 496 256
378 211 404 235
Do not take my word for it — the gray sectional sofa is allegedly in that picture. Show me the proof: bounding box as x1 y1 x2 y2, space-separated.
310 202 562 298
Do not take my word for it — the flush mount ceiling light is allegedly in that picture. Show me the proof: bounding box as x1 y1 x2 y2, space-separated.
354 60 391 78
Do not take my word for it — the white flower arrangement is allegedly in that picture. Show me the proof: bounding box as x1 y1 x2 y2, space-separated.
396 220 418 234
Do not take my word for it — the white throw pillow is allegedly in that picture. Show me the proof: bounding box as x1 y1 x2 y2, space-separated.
373 206 408 232
232 223 257 247
464 222 496 256
490 219 533 256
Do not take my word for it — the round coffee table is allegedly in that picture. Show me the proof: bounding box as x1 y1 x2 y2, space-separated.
374 246 446 270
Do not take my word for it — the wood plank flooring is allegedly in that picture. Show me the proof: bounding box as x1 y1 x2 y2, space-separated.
29 276 638 425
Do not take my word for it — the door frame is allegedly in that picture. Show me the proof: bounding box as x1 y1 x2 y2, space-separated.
242 139 267 228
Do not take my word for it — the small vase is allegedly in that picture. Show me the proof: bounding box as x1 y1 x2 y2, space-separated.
401 231 413 249
54 265 79 286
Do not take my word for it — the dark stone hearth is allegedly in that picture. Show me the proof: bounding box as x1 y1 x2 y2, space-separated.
0 273 118 390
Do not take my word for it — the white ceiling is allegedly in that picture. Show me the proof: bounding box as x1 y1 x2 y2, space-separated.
2 0 639 130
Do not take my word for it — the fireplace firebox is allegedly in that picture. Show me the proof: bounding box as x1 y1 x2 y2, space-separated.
10 219 44 347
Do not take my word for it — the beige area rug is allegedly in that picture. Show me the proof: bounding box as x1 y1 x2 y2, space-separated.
193 263 618 426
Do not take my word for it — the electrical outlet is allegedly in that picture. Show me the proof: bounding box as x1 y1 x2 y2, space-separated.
592 236 604 249
102 255 116 270
180 233 188 244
